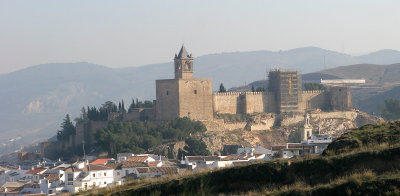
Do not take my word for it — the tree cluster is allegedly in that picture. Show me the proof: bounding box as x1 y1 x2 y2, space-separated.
378 98 400 120
303 82 327 91
94 117 207 156
128 98 153 112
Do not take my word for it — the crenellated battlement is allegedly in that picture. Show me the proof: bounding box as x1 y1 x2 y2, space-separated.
301 90 325 94
213 92 242 96
213 91 274 96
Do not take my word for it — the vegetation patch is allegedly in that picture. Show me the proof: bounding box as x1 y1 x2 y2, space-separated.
324 121 400 155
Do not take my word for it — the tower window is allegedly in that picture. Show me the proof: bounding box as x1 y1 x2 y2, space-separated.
166 90 169 95
194 90 197 94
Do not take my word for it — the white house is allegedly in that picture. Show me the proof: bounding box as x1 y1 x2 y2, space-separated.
301 134 333 154
63 163 114 193
184 156 220 171
38 169 65 195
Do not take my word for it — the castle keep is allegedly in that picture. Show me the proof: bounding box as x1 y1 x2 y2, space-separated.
155 45 213 120
154 45 352 121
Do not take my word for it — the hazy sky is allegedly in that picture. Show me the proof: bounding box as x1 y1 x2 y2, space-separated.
0 0 399 73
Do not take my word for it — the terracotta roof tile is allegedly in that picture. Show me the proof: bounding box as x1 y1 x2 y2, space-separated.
149 167 178 175
136 167 149 173
126 156 149 162
105 163 123 170
91 158 113 165
26 168 46 174
122 162 147 168
147 161 162 167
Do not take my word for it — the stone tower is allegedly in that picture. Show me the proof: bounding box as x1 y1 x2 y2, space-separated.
155 45 213 121
174 45 194 79
268 70 302 113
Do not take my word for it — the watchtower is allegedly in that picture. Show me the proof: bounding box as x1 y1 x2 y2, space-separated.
268 69 302 113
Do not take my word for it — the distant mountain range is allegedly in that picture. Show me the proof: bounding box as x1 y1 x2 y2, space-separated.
1 46 400 155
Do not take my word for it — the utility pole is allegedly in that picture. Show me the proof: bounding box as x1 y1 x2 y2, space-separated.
82 140 86 161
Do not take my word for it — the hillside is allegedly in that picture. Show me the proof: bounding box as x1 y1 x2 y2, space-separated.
77 121 400 196
1 47 400 155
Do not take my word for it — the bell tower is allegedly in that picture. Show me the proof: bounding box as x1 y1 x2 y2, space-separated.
174 45 193 79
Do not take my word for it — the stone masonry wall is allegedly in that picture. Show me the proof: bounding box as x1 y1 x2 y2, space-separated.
244 92 277 113
178 78 213 120
213 92 242 114
213 92 277 114
330 86 352 111
155 79 180 120
299 90 330 111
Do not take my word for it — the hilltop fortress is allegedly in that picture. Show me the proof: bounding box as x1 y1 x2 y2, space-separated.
153 45 351 121
41 45 354 158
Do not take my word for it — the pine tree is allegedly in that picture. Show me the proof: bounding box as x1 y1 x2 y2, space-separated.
57 114 76 141
121 99 126 113
219 83 226 93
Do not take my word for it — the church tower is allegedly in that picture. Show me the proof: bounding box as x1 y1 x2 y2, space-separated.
174 45 193 79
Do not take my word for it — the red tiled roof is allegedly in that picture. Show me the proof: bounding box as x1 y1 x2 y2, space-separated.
91 158 113 165
126 156 149 162
122 162 147 168
149 167 178 175
136 167 149 173
26 168 46 175
147 161 162 167
105 163 123 170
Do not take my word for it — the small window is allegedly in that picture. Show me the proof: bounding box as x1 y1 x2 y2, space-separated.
194 90 197 94
104 172 107 176
117 172 120 176
104 181 106 184
93 173 95 177
166 90 169 95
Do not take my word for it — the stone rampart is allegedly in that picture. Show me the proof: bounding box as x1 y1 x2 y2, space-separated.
213 92 276 114
213 92 242 114
299 90 329 111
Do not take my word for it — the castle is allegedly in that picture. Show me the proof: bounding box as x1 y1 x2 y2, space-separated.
153 45 352 121
41 45 353 158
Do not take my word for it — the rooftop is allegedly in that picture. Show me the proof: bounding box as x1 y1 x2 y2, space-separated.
91 158 114 165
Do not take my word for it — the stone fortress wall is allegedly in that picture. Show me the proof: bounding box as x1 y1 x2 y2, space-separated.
212 89 346 115
154 46 353 120
213 92 276 114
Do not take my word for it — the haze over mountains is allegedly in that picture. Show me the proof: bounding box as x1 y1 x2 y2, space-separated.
1 46 400 154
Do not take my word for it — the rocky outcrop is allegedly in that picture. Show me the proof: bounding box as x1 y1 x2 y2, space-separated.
200 111 383 155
